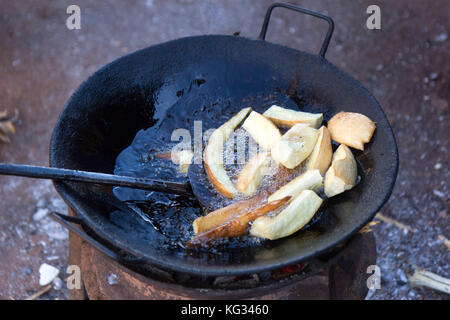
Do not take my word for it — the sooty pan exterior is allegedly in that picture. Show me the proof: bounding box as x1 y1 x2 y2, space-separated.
50 35 398 276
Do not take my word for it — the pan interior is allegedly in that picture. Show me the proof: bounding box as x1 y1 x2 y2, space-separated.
113 88 336 253
50 35 397 276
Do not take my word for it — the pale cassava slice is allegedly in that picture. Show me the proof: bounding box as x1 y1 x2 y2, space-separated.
204 107 252 198
242 111 281 151
327 112 376 151
324 144 357 198
268 169 322 203
263 105 323 128
236 152 270 196
271 123 319 169
250 190 323 240
305 126 333 175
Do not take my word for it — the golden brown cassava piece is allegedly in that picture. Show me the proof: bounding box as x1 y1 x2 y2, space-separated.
187 196 291 247
305 126 333 174
327 112 376 151
263 105 323 128
204 107 252 198
250 190 323 240
324 144 357 197
192 194 265 235
271 123 319 169
0 110 16 144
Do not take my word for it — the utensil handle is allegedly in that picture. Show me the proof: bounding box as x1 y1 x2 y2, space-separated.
258 2 335 58
0 163 190 195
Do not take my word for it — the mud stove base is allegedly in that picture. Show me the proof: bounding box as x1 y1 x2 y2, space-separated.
67 209 376 300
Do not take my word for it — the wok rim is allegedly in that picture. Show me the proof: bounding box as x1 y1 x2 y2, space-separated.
50 34 399 277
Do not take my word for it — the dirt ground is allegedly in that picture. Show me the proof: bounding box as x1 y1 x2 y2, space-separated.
0 0 448 300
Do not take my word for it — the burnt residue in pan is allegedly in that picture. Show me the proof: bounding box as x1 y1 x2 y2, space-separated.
112 78 354 253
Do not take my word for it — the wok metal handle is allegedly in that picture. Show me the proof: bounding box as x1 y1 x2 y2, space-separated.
51 211 145 265
259 2 335 58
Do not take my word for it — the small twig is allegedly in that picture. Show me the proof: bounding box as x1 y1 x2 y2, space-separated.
25 284 52 300
0 109 17 143
154 151 172 160
409 269 450 294
375 212 416 232
358 220 380 234
0 108 19 122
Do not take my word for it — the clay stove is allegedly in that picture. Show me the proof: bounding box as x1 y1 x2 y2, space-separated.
66 209 376 300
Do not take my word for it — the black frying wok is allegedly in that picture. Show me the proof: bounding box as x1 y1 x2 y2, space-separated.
49 4 398 277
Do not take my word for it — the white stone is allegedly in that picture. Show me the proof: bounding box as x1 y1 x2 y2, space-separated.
36 199 46 208
52 277 64 290
433 189 445 198
434 32 448 42
107 273 118 285
39 263 60 286
33 208 49 221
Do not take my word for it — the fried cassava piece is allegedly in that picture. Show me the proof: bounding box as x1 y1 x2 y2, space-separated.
187 196 290 247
